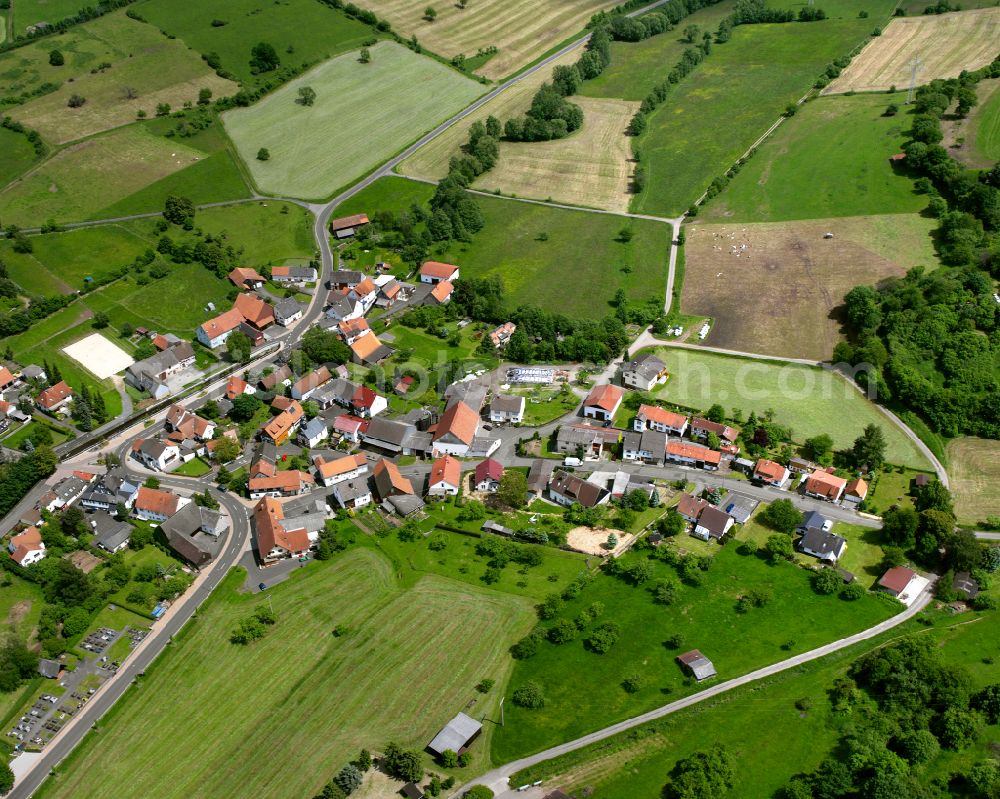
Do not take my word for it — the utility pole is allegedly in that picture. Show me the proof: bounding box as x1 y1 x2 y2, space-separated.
906 56 922 104
499 696 505 727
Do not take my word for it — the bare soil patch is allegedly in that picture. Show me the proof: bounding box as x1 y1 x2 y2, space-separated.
567 526 637 557
473 96 640 213
6 600 32 627
825 8 1000 94
683 215 937 360
65 550 101 574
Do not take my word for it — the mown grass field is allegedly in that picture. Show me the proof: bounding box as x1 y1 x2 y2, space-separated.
491 544 898 762
473 96 639 213
702 93 926 221
947 437 1000 525
825 7 1000 94
335 176 671 317
632 15 888 216
971 78 1000 164
0 127 40 189
580 0 738 102
10 0 84 30
135 0 377 86
682 214 938 360
8 12 236 144
224 42 483 199
356 0 611 79
398 44 584 181
37 548 534 799
194 201 316 266
644 347 932 468
511 610 996 798
0 126 206 226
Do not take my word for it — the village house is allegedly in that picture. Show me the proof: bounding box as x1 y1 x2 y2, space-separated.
877 566 923 602
666 440 721 471
350 331 393 366
299 417 329 448
474 458 504 492
271 265 317 284
36 380 72 413
197 308 245 349
348 277 379 314
40 475 90 513
427 712 483 759
419 261 459 284
621 353 667 391
427 455 462 497
363 417 427 456
337 317 371 345
328 213 369 239
676 492 709 523
291 366 332 401
248 470 315 500
0 366 15 394
798 528 847 562
445 380 488 412
634 404 688 436
331 477 372 510
7 526 45 566
125 342 196 399
133 486 187 523
91 513 133 554
622 429 667 466
234 293 275 330
843 478 868 507
804 470 847 502
488 394 525 424
427 280 454 305
788 457 818 475
527 459 555 498
555 424 621 460
165 404 216 441
693 505 734 541
372 458 414 500
753 459 790 489
80 473 141 512
258 364 293 392
548 470 610 508
334 414 366 443
253 497 315 564
689 417 739 444
325 292 364 322
489 322 517 349
582 384 624 423
228 267 267 290
376 279 403 308
131 439 181 472
329 270 364 290
350 384 387 418
314 453 369 488
274 298 303 326
225 376 254 401
261 400 305 446
432 400 479 457
797 510 832 534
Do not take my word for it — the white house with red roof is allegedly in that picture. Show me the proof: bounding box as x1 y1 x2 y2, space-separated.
351 385 387 418
804 470 847 502
582 384 624 423
428 455 462 497
474 459 504 492
419 261 460 284
7 526 45 566
37 380 72 413
634 404 688 436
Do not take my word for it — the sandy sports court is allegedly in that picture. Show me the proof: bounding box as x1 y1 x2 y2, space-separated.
825 8 1000 94
567 526 637 557
683 215 937 361
473 96 640 213
63 332 134 379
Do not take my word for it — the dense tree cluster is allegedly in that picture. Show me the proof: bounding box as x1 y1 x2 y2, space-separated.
781 638 1000 798
839 60 1000 439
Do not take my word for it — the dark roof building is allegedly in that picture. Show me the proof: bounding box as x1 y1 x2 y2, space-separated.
677 649 717 681
427 712 483 756
953 571 980 600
